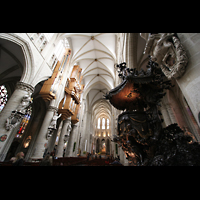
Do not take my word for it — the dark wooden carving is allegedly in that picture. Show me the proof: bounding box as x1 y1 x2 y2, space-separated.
105 57 200 166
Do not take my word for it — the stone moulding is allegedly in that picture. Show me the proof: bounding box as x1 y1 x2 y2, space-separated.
16 81 35 93
144 33 188 79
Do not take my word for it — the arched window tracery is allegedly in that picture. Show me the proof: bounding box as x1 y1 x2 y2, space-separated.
15 105 32 138
0 85 8 113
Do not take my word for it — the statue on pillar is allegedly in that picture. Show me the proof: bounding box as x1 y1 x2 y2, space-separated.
64 123 72 143
46 111 62 139
16 92 33 114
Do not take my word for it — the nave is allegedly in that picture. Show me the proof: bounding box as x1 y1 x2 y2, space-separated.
0 33 200 166
0 155 123 166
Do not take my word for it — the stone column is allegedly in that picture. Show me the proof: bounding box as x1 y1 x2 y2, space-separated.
65 124 78 157
74 124 81 156
161 94 178 127
31 106 58 159
55 118 71 157
129 33 135 68
125 33 129 67
80 109 91 154
71 123 79 157
46 127 57 154
167 90 189 130
0 82 34 161
165 103 177 124
160 102 172 127
126 33 139 69
176 33 200 128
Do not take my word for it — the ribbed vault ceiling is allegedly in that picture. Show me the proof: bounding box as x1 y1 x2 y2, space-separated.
58 33 117 124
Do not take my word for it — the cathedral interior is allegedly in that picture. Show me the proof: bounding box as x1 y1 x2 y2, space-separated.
0 33 200 166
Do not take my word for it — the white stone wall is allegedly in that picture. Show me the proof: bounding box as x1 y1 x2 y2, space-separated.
177 33 200 128
14 33 53 87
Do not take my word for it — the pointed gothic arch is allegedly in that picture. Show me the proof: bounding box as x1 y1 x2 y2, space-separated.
0 33 35 84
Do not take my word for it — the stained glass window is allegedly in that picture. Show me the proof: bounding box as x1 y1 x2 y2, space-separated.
97 118 100 129
15 106 32 138
0 85 8 113
54 38 69 61
102 118 105 129
107 119 109 129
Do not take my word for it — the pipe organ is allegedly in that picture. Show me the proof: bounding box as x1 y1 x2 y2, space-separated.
39 49 71 101
39 49 84 124
58 65 84 123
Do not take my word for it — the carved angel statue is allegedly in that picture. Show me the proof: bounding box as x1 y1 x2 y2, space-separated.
48 112 62 130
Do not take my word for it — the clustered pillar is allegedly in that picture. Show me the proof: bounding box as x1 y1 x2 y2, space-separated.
0 82 34 161
55 119 71 157
31 106 57 159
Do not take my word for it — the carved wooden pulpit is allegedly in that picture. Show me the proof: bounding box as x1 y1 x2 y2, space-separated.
105 60 173 165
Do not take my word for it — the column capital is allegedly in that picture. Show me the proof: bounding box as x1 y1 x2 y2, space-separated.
16 82 35 93
72 124 78 128
64 117 71 124
48 106 58 112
